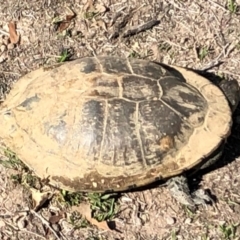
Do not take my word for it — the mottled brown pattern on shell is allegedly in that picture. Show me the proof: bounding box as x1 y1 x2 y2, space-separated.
0 56 232 191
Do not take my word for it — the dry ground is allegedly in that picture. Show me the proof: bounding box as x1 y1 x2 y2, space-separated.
0 0 240 239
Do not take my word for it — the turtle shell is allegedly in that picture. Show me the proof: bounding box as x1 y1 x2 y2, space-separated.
0 57 232 192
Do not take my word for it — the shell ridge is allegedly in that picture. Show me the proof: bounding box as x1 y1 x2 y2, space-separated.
135 102 147 168
99 99 108 165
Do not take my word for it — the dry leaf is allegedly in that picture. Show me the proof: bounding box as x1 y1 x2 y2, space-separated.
49 212 65 224
71 203 112 231
66 14 75 21
57 21 71 32
57 14 75 32
8 21 19 44
31 188 53 211
89 217 111 230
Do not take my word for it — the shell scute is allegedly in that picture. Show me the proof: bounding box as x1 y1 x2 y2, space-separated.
0 57 232 192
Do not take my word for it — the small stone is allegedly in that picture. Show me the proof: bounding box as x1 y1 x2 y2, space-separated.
184 217 192 224
180 37 188 44
7 43 15 50
0 44 6 52
166 216 176 225
0 219 5 228
121 196 133 203
140 213 149 223
0 52 8 63
17 218 27 229
52 223 61 232
71 30 78 36
1 192 7 199
2 37 9 46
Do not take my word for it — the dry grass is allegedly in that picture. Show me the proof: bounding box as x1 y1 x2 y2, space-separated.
0 0 240 239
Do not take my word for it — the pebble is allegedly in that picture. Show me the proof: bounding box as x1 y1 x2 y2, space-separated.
0 219 5 228
140 213 149 223
166 216 176 225
184 217 192 224
0 44 6 52
7 43 15 50
121 196 133 203
52 223 61 232
17 218 27 229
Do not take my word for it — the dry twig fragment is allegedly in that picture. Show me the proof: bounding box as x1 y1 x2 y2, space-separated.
123 20 160 38
8 21 19 44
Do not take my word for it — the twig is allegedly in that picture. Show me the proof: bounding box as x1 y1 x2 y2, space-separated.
0 70 21 76
123 20 160 38
109 4 146 39
109 12 133 39
0 214 13 219
30 210 66 240
0 29 9 36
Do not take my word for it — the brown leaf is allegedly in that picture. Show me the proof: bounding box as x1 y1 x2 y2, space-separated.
49 212 64 224
8 21 19 44
57 21 71 32
66 14 75 21
71 203 112 231
57 14 75 32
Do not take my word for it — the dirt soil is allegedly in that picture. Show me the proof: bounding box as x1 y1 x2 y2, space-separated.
0 0 240 239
